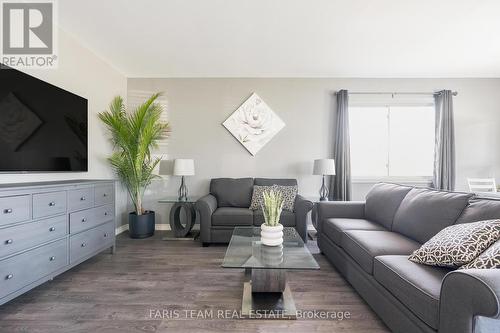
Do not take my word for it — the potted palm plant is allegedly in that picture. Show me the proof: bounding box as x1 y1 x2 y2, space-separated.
260 190 285 246
99 93 169 239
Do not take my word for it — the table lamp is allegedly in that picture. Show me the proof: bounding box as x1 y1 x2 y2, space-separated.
173 159 195 201
313 159 336 201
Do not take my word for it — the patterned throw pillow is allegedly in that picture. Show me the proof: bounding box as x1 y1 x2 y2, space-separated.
274 185 297 212
459 239 500 269
249 185 298 212
249 185 274 210
408 220 500 267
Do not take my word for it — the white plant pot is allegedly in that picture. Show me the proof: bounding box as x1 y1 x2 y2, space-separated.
260 224 284 247
261 244 284 266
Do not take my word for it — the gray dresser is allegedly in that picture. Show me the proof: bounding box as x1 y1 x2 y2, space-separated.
0 180 116 305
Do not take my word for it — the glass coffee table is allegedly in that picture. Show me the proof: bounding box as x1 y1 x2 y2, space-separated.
222 227 320 319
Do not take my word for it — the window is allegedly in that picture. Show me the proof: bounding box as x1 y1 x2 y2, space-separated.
349 104 435 178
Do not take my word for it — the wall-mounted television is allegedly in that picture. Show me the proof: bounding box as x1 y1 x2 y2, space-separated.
0 64 88 172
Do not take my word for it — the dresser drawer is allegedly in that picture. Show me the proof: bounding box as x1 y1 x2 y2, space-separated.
68 187 94 212
95 204 114 224
70 208 95 234
70 222 114 264
0 216 68 259
70 204 114 234
33 191 67 219
0 239 68 299
0 195 30 227
94 184 114 206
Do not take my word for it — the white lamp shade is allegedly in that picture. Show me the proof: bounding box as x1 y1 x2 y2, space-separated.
313 159 336 175
173 159 195 176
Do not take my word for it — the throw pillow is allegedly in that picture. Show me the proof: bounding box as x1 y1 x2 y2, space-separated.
249 185 274 210
249 184 298 212
459 239 500 269
274 185 298 212
408 219 500 267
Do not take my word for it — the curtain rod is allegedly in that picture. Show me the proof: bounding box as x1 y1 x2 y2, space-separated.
335 91 458 96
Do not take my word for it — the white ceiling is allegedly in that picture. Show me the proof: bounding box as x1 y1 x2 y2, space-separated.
59 0 500 78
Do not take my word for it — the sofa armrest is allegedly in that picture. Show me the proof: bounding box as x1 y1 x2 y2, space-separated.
439 269 500 333
195 194 218 243
294 195 313 243
316 201 366 232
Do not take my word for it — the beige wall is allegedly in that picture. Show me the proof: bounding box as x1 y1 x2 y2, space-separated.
128 77 500 226
0 28 128 229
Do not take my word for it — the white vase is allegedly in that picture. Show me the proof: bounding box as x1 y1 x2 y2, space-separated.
261 244 284 266
260 224 284 246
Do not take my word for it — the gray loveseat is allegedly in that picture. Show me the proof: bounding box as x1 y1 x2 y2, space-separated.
317 183 500 333
196 178 313 245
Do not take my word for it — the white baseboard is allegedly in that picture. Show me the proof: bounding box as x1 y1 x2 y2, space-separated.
155 224 171 230
115 223 171 235
115 224 128 235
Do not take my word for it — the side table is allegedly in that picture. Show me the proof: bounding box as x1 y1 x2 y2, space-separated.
158 197 199 240
305 196 324 240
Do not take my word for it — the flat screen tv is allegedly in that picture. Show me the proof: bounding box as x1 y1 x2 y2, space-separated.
0 64 88 172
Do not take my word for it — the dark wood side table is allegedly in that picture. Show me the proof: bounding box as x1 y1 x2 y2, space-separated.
305 196 322 240
158 197 199 240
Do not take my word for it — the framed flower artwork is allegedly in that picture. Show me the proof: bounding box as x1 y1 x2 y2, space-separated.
222 93 285 156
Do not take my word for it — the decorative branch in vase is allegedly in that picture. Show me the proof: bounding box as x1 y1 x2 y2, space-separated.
260 190 284 246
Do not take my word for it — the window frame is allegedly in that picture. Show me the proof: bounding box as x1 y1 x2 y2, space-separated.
348 99 435 183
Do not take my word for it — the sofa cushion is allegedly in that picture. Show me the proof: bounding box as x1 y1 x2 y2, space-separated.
408 220 500 267
323 218 386 246
212 207 253 226
455 199 500 224
253 210 295 227
210 178 254 208
459 239 500 269
254 178 297 186
392 188 473 243
341 230 421 274
365 183 412 229
374 255 451 329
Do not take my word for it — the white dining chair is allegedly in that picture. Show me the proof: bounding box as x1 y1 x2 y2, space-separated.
467 178 497 193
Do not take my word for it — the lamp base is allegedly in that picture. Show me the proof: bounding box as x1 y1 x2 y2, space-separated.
178 176 188 202
319 175 330 202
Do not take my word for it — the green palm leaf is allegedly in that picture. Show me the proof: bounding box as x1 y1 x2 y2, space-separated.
99 93 170 215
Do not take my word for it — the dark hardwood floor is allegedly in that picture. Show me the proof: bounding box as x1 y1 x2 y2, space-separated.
0 232 388 333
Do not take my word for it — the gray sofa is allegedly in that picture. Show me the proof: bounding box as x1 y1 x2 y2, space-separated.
196 178 313 245
317 183 500 333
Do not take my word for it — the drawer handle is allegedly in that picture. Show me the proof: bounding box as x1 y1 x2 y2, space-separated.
104 233 108 238
49 227 56 232
5 239 13 245
80 196 86 201
104 212 108 216
103 193 107 197
48 202 56 207
49 256 56 261
6 274 13 280
81 218 87 223
81 243 87 247
3 208 13 214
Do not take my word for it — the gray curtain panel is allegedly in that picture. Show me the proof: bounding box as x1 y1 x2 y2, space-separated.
330 89 352 201
433 90 456 191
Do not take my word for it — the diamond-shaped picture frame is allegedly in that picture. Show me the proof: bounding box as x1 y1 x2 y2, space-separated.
222 93 285 156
